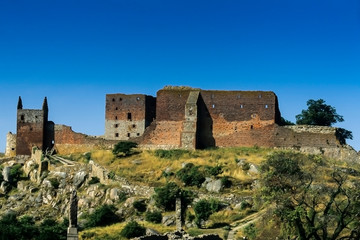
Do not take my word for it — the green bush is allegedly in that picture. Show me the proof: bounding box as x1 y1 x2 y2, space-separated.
154 149 189 160
204 165 223 177
221 176 232 188
133 200 147 212
10 164 23 184
88 177 100 185
145 211 162 223
48 178 60 189
84 205 120 228
154 182 194 211
120 221 146 239
112 141 138 157
243 223 257 240
176 163 205 187
194 199 222 224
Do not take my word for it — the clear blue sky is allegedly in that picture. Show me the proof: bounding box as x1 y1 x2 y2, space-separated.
0 0 359 152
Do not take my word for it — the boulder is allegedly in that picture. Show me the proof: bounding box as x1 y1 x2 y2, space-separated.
73 171 87 188
162 214 176 226
0 181 10 193
203 178 223 193
3 167 11 182
248 164 259 175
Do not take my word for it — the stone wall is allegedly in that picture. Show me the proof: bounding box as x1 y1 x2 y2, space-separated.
5 132 16 157
105 94 156 140
54 125 116 155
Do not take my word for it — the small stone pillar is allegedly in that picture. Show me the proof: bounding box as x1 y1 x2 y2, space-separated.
67 190 78 240
175 197 182 231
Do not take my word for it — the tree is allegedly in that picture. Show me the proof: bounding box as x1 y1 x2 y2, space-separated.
296 99 353 143
120 221 146 239
296 99 344 126
260 152 360 240
153 182 194 211
112 141 138 157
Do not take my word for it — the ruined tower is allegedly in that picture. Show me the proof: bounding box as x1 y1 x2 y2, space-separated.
16 97 54 155
105 94 156 140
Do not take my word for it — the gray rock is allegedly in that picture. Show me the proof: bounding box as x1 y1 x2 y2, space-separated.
42 179 52 189
73 171 87 188
3 167 11 182
248 164 259 175
162 214 176 226
109 188 121 201
132 160 142 165
53 171 67 179
0 181 10 193
204 178 223 193
236 158 247 167
146 228 160 236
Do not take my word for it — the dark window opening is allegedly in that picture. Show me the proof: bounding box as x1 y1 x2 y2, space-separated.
127 133 130 137
20 115 24 121
115 133 119 137
30 127 33 131
115 107 118 110
250 125 254 129
114 124 118 128
127 113 132 121
132 124 136 128
11 148 15 151
115 116 118 120
112 98 115 102
136 97 140 101
35 116 38 119
119 98 122 101
137 133 140 136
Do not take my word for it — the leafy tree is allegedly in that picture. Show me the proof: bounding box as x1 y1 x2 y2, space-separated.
154 182 194 211
296 99 344 126
260 152 360 240
243 223 257 240
120 221 146 239
38 218 67 240
112 141 138 157
279 117 295 126
133 200 147 212
9 164 23 185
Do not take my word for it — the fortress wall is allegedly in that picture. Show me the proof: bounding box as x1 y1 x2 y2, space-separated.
275 125 340 148
156 89 191 121
141 121 183 148
16 109 45 155
200 91 278 122
54 125 117 154
105 94 156 140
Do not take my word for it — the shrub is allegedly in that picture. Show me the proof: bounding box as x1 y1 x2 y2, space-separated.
10 164 23 184
108 171 116 180
221 176 232 188
120 221 146 239
133 200 147 212
204 165 223 177
112 141 138 157
154 149 189 160
48 178 60 189
176 163 205 187
154 182 194 211
243 223 257 240
84 205 120 228
88 177 100 185
194 199 222 224
145 211 162 223
241 162 250 171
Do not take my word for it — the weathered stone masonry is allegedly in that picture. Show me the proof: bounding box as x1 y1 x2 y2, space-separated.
6 86 347 157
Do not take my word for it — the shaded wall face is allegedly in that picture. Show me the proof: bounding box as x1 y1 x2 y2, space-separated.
105 94 152 140
16 110 44 155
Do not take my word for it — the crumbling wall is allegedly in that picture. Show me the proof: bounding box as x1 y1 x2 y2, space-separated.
5 132 16 157
54 125 116 154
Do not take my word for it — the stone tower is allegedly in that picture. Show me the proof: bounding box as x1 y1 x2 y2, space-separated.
16 97 54 155
105 94 156 140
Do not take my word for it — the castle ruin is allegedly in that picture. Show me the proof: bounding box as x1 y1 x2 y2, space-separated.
5 86 347 157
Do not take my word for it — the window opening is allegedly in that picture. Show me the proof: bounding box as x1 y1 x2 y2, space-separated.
240 104 243 108
127 133 130 137
115 133 119 137
119 98 122 101
132 124 136 128
115 116 118 120
115 107 118 110
127 113 132 121
114 124 118 128
212 104 215 108
137 133 140 136
20 115 24 121
250 125 254 129
258 94 262 98
265 104 268 109
112 98 115 102
136 97 140 101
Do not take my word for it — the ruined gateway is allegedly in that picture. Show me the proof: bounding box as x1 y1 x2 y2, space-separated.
5 86 348 158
